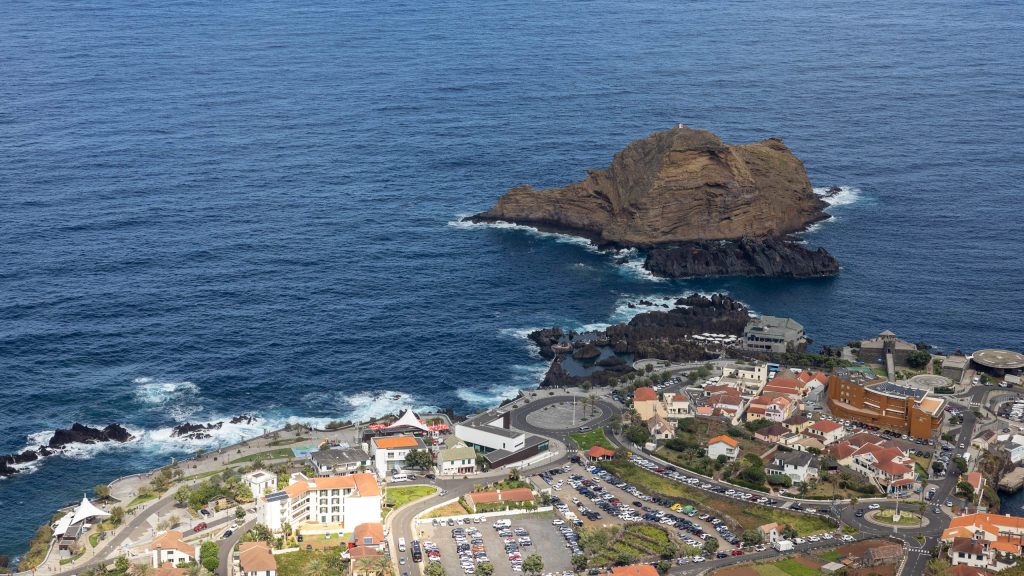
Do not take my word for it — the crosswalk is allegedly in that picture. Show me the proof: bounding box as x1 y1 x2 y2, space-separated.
907 547 930 554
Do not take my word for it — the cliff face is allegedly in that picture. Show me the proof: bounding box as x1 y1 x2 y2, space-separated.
471 125 829 248
644 237 839 278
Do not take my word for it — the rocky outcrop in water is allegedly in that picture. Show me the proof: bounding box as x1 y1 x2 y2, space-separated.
528 327 566 360
469 125 829 247
172 422 223 440
535 293 751 387
48 423 133 449
644 237 839 278
1 423 134 477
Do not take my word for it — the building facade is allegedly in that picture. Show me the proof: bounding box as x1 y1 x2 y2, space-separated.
740 316 806 354
826 369 945 439
257 473 381 535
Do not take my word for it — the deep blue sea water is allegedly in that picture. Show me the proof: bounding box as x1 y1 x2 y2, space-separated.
2 0 1023 557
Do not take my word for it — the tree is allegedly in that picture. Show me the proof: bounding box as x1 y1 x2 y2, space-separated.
235 505 246 520
95 484 111 500
245 524 274 544
933 461 945 474
110 506 125 526
952 456 968 474
957 481 975 501
925 557 953 576
477 562 495 576
174 486 192 507
702 538 719 554
200 541 219 573
571 555 588 573
850 497 859 508
425 562 446 576
523 554 544 576
907 350 932 369
742 530 762 546
405 449 434 471
656 560 672 574
625 424 651 446
114 556 131 575
781 525 798 540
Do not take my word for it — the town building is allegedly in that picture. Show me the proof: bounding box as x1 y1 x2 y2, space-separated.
971 349 1024 378
843 440 915 491
243 470 278 496
586 446 615 461
309 446 372 477
754 422 790 443
942 513 1024 571
369 436 427 476
720 362 769 395
761 376 807 399
855 330 918 366
943 354 970 382
54 496 111 554
805 420 846 445
765 451 818 484
454 410 549 468
826 368 945 439
758 522 781 544
352 522 386 550
238 541 277 576
633 387 662 420
438 442 476 475
707 435 739 460
662 392 690 419
783 414 811 434
150 531 197 568
607 565 659 576
647 415 674 441
257 472 381 535
740 316 807 354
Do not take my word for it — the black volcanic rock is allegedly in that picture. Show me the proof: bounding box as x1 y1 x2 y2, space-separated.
171 422 223 440
528 327 565 360
644 237 839 279
572 343 602 360
230 415 255 425
48 423 134 449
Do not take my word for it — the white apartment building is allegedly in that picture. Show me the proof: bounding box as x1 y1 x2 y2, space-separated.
257 473 381 535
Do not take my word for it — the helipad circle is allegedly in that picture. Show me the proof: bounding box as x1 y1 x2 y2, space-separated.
973 349 1024 370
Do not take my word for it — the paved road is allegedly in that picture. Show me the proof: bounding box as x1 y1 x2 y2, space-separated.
217 519 256 576
507 395 619 445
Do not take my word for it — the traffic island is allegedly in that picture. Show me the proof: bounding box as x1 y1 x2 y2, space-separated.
867 509 929 528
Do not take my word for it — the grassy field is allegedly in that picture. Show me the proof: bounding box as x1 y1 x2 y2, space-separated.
801 477 877 499
600 460 834 536
872 510 921 525
752 558 822 576
584 524 677 567
676 417 772 458
384 485 437 517
229 447 296 464
570 429 615 450
276 549 347 576
816 550 842 562
127 492 158 508
269 436 309 447
424 500 471 518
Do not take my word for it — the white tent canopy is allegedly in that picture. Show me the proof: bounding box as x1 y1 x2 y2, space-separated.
53 513 74 538
387 409 429 432
70 494 110 526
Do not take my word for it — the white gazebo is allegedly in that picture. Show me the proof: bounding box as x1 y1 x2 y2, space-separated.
54 495 110 550
386 409 430 434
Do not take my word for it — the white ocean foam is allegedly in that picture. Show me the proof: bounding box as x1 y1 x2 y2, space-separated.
448 214 602 254
814 186 861 208
613 248 666 283
335 390 440 424
133 377 203 421
456 365 547 406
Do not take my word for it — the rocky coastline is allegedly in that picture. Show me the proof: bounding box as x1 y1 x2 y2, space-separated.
467 125 837 278
644 237 840 278
1 423 135 477
531 293 750 388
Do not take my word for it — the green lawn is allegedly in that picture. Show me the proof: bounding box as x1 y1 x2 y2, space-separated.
127 492 158 508
275 549 347 576
570 429 615 451
384 485 437 517
872 510 921 525
269 436 309 447
229 447 296 464
89 532 101 548
817 550 842 562
600 460 834 536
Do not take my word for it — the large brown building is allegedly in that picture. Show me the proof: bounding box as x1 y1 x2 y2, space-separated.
826 368 945 439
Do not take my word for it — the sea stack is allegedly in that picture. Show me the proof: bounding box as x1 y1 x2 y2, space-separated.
469 125 839 278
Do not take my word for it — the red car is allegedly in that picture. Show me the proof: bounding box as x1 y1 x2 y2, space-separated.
193 522 208 532
731 550 744 556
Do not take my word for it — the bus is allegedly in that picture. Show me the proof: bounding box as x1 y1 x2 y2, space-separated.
411 540 423 563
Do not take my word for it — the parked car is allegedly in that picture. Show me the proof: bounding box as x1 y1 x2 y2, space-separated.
192 522 208 532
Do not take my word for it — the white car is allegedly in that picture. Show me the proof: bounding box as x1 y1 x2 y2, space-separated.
808 536 820 542
794 538 806 544
842 535 855 542
868 504 880 510
692 556 705 563
552 519 564 526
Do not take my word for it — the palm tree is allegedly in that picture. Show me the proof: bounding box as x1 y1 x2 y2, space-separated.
372 555 392 576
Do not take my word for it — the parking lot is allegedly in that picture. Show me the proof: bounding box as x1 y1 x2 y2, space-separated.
535 462 733 552
419 513 573 576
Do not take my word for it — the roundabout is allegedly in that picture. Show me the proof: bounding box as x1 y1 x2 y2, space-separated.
865 508 929 528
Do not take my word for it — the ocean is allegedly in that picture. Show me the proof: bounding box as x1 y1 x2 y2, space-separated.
1 0 1022 557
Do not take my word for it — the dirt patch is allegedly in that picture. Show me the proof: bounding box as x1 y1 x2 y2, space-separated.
793 555 823 569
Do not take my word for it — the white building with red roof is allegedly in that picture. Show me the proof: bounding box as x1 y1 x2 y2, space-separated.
805 420 847 445
257 472 381 535
707 435 739 460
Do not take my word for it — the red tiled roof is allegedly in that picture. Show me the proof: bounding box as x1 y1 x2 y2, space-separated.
469 488 534 504
609 565 659 576
239 542 277 573
587 446 616 459
708 435 738 448
634 387 657 402
353 523 385 545
809 420 844 433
